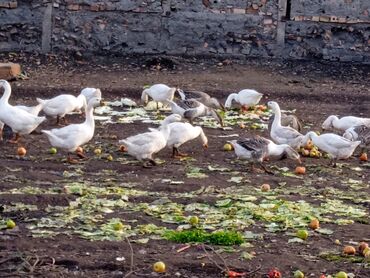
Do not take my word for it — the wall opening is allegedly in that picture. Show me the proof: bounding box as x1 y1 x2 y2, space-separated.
286 0 292 20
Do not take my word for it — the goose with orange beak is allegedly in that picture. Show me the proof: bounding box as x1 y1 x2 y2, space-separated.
165 122 208 158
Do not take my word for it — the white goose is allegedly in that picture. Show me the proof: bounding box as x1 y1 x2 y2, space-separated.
343 125 370 153
16 103 43 116
80 87 102 103
302 131 361 167
228 136 301 174
0 80 46 143
141 84 185 109
322 115 370 131
168 99 224 127
41 97 101 163
268 101 304 150
37 93 87 125
0 103 43 141
119 114 182 167
225 89 263 112
166 122 208 157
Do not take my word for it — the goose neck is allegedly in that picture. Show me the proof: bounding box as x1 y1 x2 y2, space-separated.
331 116 339 127
225 93 238 108
0 81 12 104
84 105 95 127
269 143 287 156
161 124 172 140
198 128 208 145
272 107 282 128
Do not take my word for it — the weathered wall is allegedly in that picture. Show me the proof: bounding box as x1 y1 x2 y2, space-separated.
0 0 43 51
0 0 369 63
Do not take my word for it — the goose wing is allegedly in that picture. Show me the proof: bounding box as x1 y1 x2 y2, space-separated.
49 124 86 140
124 131 162 146
320 134 358 148
184 90 210 100
354 125 370 144
237 136 269 158
179 99 202 110
277 126 302 140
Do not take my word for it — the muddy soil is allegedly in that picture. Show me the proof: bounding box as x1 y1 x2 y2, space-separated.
0 53 369 278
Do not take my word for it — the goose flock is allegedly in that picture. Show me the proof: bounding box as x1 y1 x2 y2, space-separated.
0 79 369 171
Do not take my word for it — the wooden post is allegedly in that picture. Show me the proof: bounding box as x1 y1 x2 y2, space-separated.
276 0 288 47
41 3 53 53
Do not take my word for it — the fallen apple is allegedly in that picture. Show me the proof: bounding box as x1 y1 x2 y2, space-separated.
363 247 370 257
153 261 166 273
189 216 199 226
223 143 233 151
294 270 305 278
107 154 113 161
335 271 347 278
6 219 16 229
343 245 356 255
295 166 306 175
113 222 124 231
94 148 102 155
308 218 320 230
305 140 314 150
17 147 26 156
261 183 271 192
228 270 246 277
49 147 57 154
296 229 309 240
358 242 369 255
268 268 282 278
360 153 368 161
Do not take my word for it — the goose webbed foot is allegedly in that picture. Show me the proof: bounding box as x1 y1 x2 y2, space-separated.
67 153 80 164
259 163 274 175
57 116 68 126
176 152 188 157
172 147 188 158
62 117 68 125
31 130 42 135
249 162 273 175
76 151 87 160
56 116 60 125
8 133 20 144
250 163 263 173
142 159 157 168
149 159 157 166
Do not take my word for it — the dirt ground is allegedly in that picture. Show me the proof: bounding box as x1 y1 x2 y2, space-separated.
0 53 370 278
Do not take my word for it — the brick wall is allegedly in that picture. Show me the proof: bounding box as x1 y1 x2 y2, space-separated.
0 0 369 63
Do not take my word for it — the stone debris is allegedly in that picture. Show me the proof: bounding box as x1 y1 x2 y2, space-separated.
0 63 21 80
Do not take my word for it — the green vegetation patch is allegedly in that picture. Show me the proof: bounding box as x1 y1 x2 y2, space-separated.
164 229 244 246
